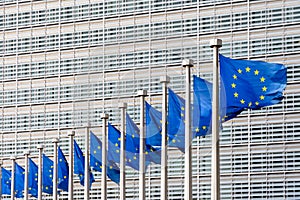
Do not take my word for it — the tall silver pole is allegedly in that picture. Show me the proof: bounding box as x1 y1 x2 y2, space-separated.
0 159 2 199
84 124 91 200
52 138 59 200
119 103 127 200
68 131 75 200
210 38 222 200
101 113 109 200
24 151 30 200
160 75 170 200
138 90 147 200
37 145 44 200
182 59 194 200
10 156 16 200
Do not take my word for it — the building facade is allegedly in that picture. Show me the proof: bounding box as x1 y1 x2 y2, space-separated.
0 0 299 199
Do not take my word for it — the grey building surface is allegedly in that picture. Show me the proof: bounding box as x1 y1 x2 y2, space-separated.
0 0 299 199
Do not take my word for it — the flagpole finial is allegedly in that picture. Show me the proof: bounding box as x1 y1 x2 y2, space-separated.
137 90 147 97
118 102 127 109
68 130 75 137
24 150 30 156
160 75 170 83
37 144 44 150
210 39 222 48
182 59 194 68
101 113 109 119
52 138 59 143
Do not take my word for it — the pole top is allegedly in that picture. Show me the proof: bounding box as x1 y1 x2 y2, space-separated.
160 75 170 83
118 102 127 109
210 39 222 48
137 90 147 97
101 113 109 119
68 130 75 137
37 144 44 149
182 59 194 67
52 137 59 143
24 150 30 156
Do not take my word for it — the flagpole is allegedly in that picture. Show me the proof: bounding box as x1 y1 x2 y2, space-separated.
160 75 170 200
10 156 16 200
182 59 194 200
138 89 147 200
24 151 30 200
37 145 44 200
210 38 222 200
68 131 75 200
119 103 127 200
101 113 109 200
52 138 59 200
84 124 91 200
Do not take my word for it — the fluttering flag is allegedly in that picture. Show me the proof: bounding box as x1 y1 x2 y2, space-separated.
15 163 25 198
90 131 120 184
167 88 185 152
1 167 11 195
219 54 287 114
42 154 53 194
28 158 38 198
58 146 69 192
74 140 95 186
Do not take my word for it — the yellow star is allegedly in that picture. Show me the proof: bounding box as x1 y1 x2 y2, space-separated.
132 134 135 138
246 67 251 72
172 139 176 143
260 77 265 82
233 74 237 79
195 127 199 132
262 86 267 92
109 166 113 169
234 92 238 98
118 137 121 141
180 113 184 117
64 176 67 179
133 156 137 160
238 69 242 74
255 101 259 106
97 146 101 149
248 102 252 107
202 126 207 130
116 149 120 153
240 99 245 104
115 143 118 147
94 150 97 154
231 83 236 88
181 106 184 111
260 95 265 100
254 70 259 75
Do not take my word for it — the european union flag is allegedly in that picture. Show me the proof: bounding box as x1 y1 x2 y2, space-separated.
15 163 25 198
74 140 95 187
58 146 69 192
42 154 53 194
167 88 185 152
1 167 11 195
220 54 287 113
28 158 38 198
90 131 120 184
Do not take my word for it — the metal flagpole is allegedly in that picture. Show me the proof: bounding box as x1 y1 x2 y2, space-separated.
68 131 75 200
10 156 16 200
101 113 109 200
182 59 194 200
37 145 44 200
52 138 59 200
119 103 127 200
138 90 147 200
160 75 170 200
84 124 91 200
210 38 222 200
24 151 30 200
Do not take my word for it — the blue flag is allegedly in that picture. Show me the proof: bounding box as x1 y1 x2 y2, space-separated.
90 131 120 184
219 54 287 113
58 146 69 192
42 154 53 194
167 88 185 152
15 163 25 198
74 140 95 187
1 167 11 195
28 158 38 198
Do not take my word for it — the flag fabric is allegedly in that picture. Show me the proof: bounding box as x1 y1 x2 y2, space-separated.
15 163 25 198
58 146 69 192
167 88 185 152
42 154 53 194
90 131 120 184
74 140 95 186
1 167 11 195
28 158 38 198
219 54 287 113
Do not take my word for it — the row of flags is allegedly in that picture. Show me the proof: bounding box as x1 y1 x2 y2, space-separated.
0 54 287 198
